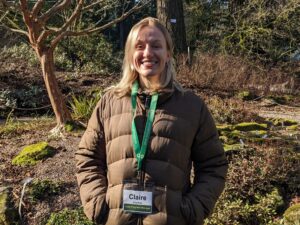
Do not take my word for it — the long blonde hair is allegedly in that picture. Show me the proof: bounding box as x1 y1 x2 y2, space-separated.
111 17 180 96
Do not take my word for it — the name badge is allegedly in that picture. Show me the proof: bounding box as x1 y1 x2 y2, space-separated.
123 189 153 214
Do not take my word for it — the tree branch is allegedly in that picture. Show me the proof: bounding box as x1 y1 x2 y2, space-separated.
32 0 45 18
66 0 150 37
39 0 71 23
82 0 106 11
0 23 28 36
50 0 84 50
37 29 54 44
19 0 31 25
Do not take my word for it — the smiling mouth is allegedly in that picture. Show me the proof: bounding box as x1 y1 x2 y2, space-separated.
141 60 158 67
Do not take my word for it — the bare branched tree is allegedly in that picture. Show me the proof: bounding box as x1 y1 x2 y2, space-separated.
0 0 149 131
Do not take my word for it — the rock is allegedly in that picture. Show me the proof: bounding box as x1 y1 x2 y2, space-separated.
64 121 85 132
286 125 299 131
12 142 55 166
248 130 268 137
223 143 244 152
216 124 232 132
283 203 300 225
0 186 19 225
268 118 298 126
233 122 268 131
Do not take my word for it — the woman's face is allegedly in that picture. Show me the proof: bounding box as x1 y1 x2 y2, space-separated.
132 25 170 83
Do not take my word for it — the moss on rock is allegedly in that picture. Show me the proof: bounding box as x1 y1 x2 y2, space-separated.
64 121 85 132
286 125 299 131
248 130 268 137
216 124 233 132
223 143 244 152
46 207 95 225
12 142 55 166
233 122 268 131
267 118 298 126
236 91 257 101
284 203 300 225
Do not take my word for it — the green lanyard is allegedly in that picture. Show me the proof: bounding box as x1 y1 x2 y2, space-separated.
131 80 158 171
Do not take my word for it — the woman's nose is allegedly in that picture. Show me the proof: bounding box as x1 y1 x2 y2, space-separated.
143 45 153 57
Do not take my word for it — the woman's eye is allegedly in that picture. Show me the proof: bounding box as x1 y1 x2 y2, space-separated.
136 45 144 49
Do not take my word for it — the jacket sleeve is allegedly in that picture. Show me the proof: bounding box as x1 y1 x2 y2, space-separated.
75 100 108 224
180 101 228 225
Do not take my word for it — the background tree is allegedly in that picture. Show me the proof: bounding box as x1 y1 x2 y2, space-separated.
0 0 149 130
156 0 187 53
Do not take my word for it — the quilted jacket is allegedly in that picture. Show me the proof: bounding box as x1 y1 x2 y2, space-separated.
76 83 228 225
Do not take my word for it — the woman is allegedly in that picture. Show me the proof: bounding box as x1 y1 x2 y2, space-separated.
76 17 228 225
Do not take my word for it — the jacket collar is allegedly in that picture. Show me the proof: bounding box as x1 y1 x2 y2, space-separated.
136 81 175 108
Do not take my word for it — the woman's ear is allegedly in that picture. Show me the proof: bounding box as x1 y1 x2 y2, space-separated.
167 51 171 61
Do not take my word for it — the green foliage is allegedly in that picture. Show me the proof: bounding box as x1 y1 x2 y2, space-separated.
1 42 39 66
185 0 300 63
185 0 229 51
205 144 299 225
56 34 122 73
28 179 62 202
206 188 284 225
45 207 95 225
221 0 300 63
69 91 102 121
0 86 47 109
12 142 55 166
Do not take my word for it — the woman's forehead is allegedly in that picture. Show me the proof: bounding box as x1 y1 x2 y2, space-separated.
136 25 166 42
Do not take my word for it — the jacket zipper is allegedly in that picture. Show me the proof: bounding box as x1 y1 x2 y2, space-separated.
137 94 151 225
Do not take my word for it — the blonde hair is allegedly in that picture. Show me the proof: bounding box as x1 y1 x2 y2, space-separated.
111 17 180 96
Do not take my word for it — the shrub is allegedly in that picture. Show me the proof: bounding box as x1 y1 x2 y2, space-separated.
205 144 299 225
28 179 63 201
221 0 300 63
56 34 122 73
204 95 258 124
69 91 102 121
1 42 39 66
206 188 284 225
226 147 299 200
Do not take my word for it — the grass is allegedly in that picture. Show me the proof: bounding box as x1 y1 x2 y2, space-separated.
0 116 54 138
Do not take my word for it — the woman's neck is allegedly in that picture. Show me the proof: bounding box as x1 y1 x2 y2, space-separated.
138 75 160 91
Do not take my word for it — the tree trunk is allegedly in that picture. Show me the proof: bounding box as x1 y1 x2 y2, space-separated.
157 0 187 53
38 49 72 126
